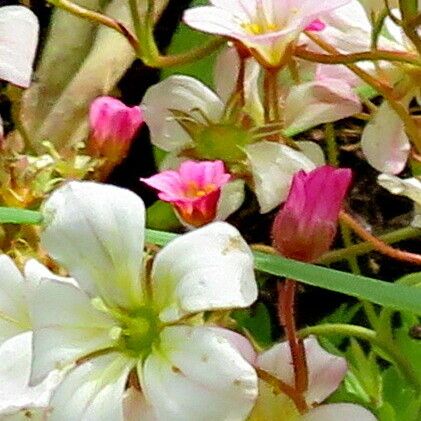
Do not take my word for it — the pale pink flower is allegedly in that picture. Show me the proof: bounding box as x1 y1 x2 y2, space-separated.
88 96 144 162
272 165 352 262
183 0 350 67
249 337 377 421
141 160 231 227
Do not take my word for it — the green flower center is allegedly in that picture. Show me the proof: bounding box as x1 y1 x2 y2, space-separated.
117 306 161 358
192 124 253 163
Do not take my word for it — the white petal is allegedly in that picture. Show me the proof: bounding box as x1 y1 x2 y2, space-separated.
49 353 134 421
216 179 245 222
0 6 39 87
142 75 224 152
298 141 326 167
151 222 257 323
183 6 248 41
257 337 347 405
0 409 47 420
248 380 300 421
24 258 78 291
378 174 421 205
214 48 264 124
285 80 361 133
0 255 30 343
30 279 116 383
0 332 61 414
246 141 316 213
142 326 258 421
361 102 410 174
41 181 145 309
301 403 377 421
123 388 156 421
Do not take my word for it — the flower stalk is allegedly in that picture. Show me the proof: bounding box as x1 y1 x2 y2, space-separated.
48 0 139 51
278 280 309 395
340 211 421 265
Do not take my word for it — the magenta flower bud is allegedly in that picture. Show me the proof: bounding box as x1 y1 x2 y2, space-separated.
272 165 352 262
88 96 144 162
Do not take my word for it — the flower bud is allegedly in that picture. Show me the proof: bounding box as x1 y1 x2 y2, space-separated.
141 160 231 228
272 165 352 262
88 96 144 163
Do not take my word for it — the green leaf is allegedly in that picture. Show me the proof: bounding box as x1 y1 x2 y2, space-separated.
382 366 421 421
145 229 421 314
232 303 273 348
254 251 421 315
146 201 181 231
162 0 217 86
0 208 43 225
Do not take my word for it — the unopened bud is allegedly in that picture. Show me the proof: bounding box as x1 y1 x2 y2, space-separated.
88 96 144 163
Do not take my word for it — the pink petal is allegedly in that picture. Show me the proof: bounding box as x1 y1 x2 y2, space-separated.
257 337 348 405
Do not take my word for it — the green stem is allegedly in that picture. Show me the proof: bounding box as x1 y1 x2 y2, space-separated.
263 69 281 124
320 227 421 264
299 324 421 392
148 38 226 68
325 124 379 328
48 0 139 51
295 47 421 67
128 0 144 57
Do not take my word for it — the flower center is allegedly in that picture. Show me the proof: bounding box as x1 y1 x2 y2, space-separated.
242 22 279 35
192 124 253 163
118 306 161 358
184 181 217 199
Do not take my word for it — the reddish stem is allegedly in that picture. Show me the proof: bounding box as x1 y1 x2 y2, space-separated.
278 280 309 394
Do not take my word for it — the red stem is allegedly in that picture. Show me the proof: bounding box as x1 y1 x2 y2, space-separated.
278 280 309 394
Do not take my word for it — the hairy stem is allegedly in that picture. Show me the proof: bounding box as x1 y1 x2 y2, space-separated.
278 280 309 395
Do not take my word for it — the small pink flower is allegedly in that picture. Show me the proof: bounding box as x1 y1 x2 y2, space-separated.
183 0 349 67
141 160 231 227
272 165 352 262
250 337 377 421
88 96 144 162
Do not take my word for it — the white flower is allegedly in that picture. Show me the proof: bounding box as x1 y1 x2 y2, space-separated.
377 174 421 228
314 0 418 174
31 181 259 421
249 337 377 421
0 256 62 418
0 6 39 87
183 0 350 67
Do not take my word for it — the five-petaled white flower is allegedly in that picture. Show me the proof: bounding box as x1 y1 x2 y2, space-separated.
30 181 259 421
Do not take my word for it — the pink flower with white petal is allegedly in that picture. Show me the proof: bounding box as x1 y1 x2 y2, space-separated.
183 0 350 67
88 96 144 163
272 165 352 262
141 160 231 227
249 337 377 421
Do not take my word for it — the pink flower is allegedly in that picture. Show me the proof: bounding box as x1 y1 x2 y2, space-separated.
141 160 231 227
183 0 349 67
88 96 144 162
272 165 352 262
249 337 377 421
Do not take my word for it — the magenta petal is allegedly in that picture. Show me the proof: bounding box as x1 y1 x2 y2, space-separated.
272 165 352 262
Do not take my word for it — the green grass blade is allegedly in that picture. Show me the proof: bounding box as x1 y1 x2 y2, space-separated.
0 207 43 225
146 229 421 315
